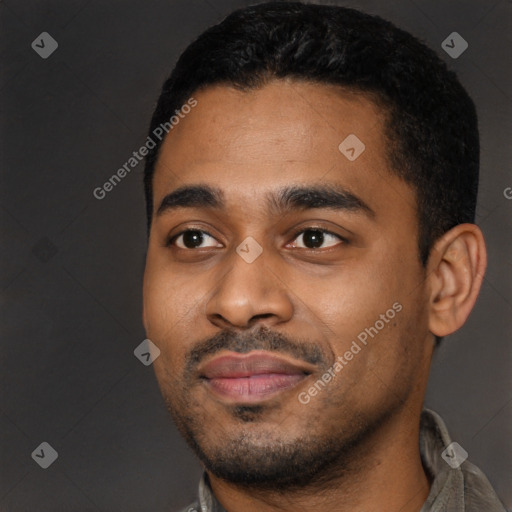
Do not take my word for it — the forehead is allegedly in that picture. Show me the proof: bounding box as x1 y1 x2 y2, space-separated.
152 80 414 220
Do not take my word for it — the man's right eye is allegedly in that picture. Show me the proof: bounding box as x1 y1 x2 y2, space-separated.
167 229 223 249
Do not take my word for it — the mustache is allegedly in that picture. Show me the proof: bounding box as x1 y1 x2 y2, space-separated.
185 325 328 376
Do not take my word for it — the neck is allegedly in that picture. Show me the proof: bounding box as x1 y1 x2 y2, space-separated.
207 404 431 512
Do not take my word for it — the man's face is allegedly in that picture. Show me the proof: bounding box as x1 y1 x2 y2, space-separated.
143 80 433 487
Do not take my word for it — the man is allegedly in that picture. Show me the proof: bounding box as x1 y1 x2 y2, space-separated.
141 2 506 511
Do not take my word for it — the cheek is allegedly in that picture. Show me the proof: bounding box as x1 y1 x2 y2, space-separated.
299 262 397 338
298 253 419 369
143 270 192 390
142 260 198 350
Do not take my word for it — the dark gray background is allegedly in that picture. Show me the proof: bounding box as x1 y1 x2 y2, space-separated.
1 0 510 510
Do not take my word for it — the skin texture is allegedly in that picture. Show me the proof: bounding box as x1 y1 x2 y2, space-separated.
142 79 487 512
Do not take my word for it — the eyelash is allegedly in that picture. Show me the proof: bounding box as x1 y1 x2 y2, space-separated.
165 227 347 250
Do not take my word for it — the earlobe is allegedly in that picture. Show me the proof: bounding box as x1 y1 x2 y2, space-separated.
427 223 487 338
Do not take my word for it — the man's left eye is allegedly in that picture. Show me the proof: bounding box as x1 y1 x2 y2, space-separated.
288 228 344 250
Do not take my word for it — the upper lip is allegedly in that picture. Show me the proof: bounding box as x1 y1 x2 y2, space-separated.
198 351 315 379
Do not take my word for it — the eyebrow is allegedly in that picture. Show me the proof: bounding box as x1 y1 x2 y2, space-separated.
156 183 375 218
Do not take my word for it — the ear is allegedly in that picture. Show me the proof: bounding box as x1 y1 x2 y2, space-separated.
426 223 487 338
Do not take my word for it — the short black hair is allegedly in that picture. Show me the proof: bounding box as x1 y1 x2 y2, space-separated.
143 1 479 266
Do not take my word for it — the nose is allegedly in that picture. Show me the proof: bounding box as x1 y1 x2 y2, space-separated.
205 246 294 330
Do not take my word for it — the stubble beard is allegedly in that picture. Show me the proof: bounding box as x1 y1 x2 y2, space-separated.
163 384 404 492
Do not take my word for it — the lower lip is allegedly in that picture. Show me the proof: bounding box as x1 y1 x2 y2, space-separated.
205 373 306 402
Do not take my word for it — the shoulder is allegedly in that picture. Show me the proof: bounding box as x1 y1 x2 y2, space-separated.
176 502 201 512
461 460 507 512
420 409 506 512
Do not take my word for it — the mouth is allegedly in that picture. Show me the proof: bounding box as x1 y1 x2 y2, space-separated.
198 351 314 403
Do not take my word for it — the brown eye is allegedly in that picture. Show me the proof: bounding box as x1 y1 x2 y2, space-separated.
171 230 222 249
290 228 343 249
